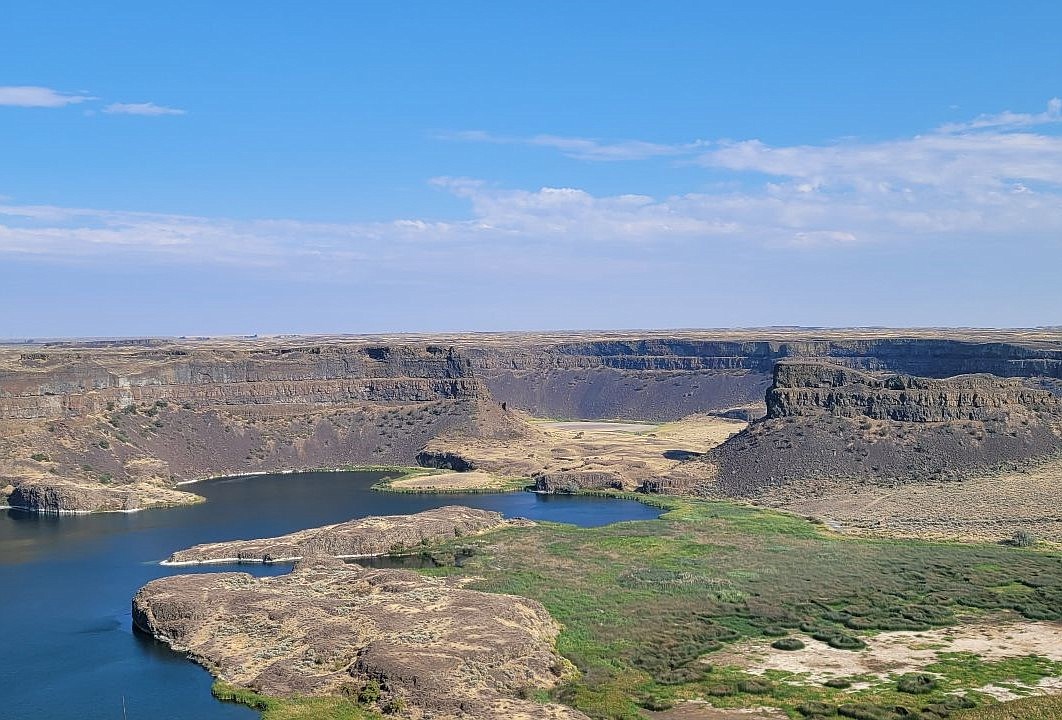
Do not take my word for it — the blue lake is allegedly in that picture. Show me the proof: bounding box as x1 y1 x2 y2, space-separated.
0 471 660 720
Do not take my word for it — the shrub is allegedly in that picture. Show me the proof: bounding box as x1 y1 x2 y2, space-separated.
1010 530 1038 548
772 637 806 651
811 630 867 650
98 439 110 449
706 684 737 697
381 695 406 714
357 679 381 703
636 694 674 711
837 704 896 720
738 678 773 694
824 677 852 689
798 701 836 717
897 673 938 694
30 453 49 462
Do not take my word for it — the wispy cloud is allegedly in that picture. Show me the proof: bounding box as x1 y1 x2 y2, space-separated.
445 130 704 161
4 99 1062 276
103 102 186 116
938 97 1062 133
0 85 184 116
0 85 94 107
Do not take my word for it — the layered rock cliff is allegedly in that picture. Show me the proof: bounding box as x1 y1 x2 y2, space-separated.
4 330 1062 511
0 341 528 512
766 362 1062 423
462 331 1062 421
700 361 1062 497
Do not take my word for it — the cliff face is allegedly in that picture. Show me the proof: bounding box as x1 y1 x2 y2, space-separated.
4 331 1062 511
701 361 1062 498
465 334 1062 421
0 344 482 420
766 362 1062 423
0 342 527 512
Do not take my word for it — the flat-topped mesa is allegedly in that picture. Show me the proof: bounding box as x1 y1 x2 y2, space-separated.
766 361 1062 423
165 506 509 565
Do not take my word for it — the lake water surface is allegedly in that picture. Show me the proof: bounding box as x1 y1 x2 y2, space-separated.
0 471 660 720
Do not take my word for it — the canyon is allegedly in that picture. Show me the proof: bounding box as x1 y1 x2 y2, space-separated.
3 328 1062 514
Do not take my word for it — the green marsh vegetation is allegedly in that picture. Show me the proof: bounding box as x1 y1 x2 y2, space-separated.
420 498 1062 719
212 498 1062 719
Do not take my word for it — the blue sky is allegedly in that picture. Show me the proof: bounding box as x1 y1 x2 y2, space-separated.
2 1 1061 337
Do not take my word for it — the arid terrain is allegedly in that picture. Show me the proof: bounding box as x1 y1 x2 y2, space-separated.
7 329 1062 719
4 328 1061 529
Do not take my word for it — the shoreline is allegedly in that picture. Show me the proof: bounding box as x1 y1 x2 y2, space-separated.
175 464 425 488
160 549 418 567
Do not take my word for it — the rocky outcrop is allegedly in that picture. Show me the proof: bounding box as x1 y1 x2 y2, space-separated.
766 362 1062 423
133 558 588 719
5 478 191 513
165 506 509 565
697 362 1062 497
415 450 476 472
533 471 623 494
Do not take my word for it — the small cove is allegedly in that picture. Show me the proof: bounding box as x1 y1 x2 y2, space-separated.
0 470 660 720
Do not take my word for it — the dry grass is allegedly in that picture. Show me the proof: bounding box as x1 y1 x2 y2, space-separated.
767 456 1062 544
425 415 745 490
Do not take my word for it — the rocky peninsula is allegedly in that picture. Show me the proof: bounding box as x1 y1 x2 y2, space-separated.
163 506 512 565
133 557 589 719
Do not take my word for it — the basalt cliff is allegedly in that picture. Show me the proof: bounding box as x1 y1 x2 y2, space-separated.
696 360 1062 498
0 341 527 512
3 329 1062 512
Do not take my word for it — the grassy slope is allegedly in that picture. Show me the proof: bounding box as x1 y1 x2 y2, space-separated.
214 498 1062 719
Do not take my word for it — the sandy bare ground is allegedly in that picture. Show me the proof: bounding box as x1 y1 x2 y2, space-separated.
426 415 746 491
384 470 528 492
710 618 1062 686
648 705 785 720
769 458 1062 544
538 421 660 433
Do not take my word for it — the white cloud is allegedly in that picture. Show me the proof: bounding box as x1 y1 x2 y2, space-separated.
937 97 1062 133
103 102 186 116
445 130 704 161
0 85 94 107
4 99 1062 275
